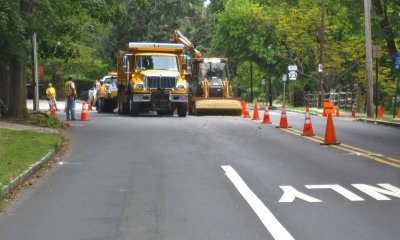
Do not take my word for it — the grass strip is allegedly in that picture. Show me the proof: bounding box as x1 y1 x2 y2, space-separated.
0 128 62 195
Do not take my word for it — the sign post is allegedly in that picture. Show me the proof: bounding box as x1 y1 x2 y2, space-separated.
282 74 287 104
393 53 400 118
373 46 382 117
262 79 266 104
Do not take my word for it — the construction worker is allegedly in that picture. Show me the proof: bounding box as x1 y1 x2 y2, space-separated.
65 76 77 121
97 80 106 113
46 83 58 111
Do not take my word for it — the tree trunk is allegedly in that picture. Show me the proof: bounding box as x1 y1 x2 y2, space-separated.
372 0 398 57
0 60 10 116
8 56 27 118
52 64 64 100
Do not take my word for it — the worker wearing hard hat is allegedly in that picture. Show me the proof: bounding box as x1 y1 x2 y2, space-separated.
65 76 77 120
46 83 58 111
97 80 106 113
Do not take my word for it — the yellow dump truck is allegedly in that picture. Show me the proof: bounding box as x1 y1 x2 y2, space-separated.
117 43 189 117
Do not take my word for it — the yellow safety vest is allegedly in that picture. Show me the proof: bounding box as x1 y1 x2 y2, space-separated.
98 85 106 98
46 87 56 99
65 81 76 97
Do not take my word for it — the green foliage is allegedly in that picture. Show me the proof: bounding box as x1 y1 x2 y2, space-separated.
0 0 27 58
102 0 205 64
210 0 399 105
212 0 279 65
1 0 399 108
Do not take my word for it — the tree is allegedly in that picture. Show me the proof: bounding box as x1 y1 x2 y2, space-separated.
0 0 30 118
102 0 205 65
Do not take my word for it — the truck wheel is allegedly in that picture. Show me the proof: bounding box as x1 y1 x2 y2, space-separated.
130 99 139 116
104 101 114 113
177 102 187 117
157 110 166 116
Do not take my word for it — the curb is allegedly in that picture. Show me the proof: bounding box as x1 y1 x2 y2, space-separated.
0 136 64 200
356 118 400 127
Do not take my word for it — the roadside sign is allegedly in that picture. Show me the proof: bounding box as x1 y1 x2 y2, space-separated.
318 64 323 73
394 53 400 71
288 65 297 71
282 74 287 82
372 46 382 59
288 71 297 80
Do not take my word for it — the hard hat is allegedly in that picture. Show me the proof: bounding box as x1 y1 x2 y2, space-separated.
48 83 52 86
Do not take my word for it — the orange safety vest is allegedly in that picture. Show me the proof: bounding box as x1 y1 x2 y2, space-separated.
98 85 106 98
65 80 76 97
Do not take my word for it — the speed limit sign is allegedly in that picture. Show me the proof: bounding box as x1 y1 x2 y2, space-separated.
288 71 297 80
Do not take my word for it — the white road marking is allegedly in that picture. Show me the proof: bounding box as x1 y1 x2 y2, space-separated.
306 184 364 201
221 165 294 240
58 161 83 165
279 186 322 203
352 183 400 200
279 184 400 203
344 152 384 157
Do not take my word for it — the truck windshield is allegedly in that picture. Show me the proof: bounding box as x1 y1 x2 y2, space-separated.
200 62 228 80
104 77 117 88
136 55 178 71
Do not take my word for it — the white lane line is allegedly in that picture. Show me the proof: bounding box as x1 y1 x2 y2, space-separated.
221 165 294 240
58 161 83 165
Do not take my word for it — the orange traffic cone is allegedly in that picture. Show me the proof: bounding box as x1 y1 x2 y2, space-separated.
252 101 260 120
50 102 57 115
352 109 356 118
244 102 251 119
262 103 272 124
88 102 93 111
378 104 383 118
241 101 246 117
302 107 314 136
321 113 340 145
277 103 290 128
80 101 89 121
335 105 340 117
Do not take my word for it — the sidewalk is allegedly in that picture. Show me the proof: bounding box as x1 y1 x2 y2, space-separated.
26 99 84 113
0 121 61 133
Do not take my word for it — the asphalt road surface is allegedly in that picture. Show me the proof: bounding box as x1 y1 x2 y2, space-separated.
0 107 399 240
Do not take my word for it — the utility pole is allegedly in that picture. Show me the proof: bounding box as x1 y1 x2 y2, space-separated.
317 0 326 108
32 32 39 111
269 77 273 107
364 0 374 117
250 62 253 102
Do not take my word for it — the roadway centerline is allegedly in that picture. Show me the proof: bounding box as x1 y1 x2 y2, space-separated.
266 122 400 168
246 117 400 168
221 165 295 240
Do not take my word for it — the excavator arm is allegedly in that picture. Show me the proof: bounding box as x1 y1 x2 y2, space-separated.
173 30 202 59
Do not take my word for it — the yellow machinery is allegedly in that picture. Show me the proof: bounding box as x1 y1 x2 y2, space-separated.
173 30 242 116
100 71 118 112
117 42 189 117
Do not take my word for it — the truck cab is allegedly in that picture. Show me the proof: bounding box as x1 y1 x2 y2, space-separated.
117 43 188 117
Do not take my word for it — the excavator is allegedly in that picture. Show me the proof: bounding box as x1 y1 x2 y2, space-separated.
172 30 242 116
